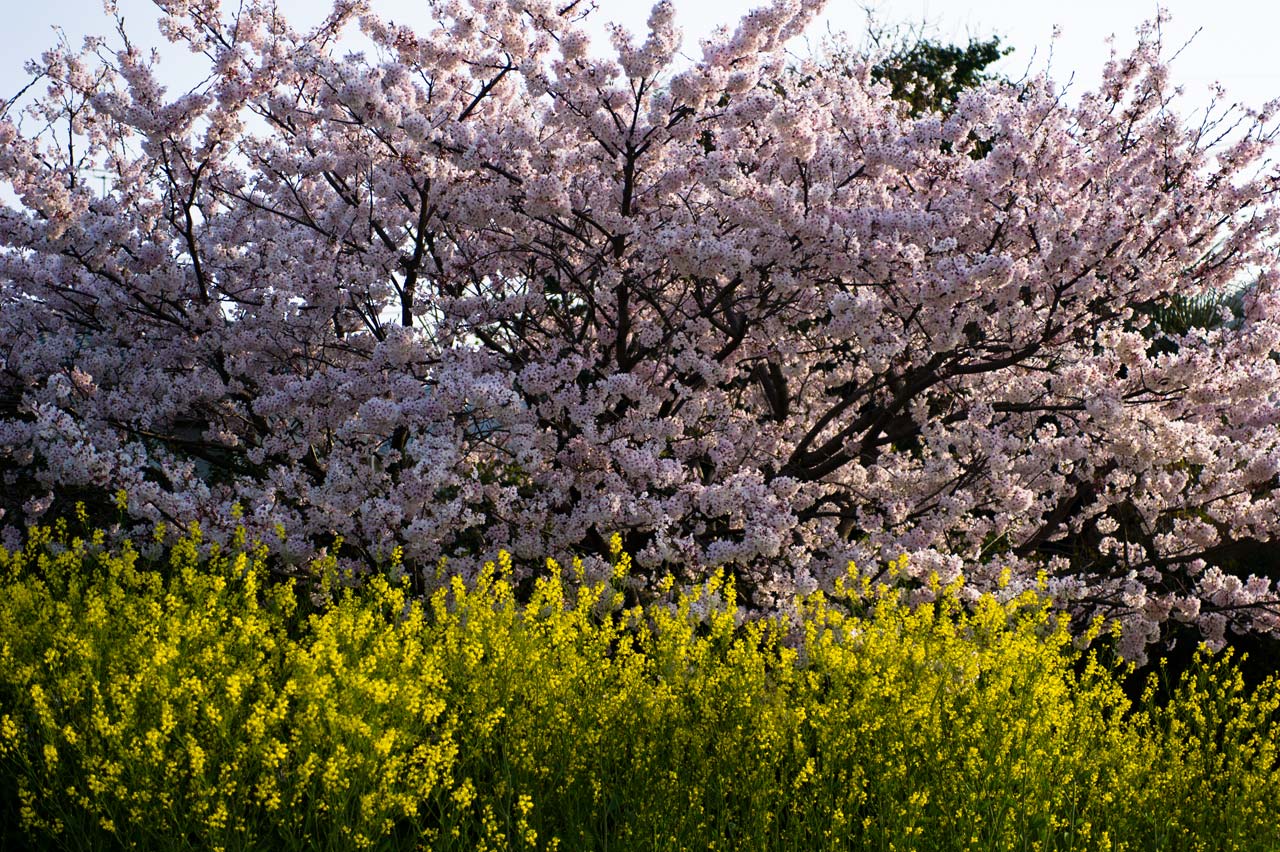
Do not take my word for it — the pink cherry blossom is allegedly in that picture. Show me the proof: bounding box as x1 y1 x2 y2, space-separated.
3 0 1280 660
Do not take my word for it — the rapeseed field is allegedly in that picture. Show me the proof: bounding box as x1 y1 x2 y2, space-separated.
1 515 1277 851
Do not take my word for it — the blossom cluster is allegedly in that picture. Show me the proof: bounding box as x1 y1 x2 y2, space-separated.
3 0 1280 658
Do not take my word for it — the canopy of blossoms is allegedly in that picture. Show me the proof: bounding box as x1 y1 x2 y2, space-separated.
3 0 1280 660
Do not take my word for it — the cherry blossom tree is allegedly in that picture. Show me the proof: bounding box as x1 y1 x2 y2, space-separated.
3 0 1280 659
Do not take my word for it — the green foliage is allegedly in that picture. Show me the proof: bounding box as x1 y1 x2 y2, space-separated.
783 22 1009 120
1 521 1278 851
871 36 1012 116
1142 287 1247 336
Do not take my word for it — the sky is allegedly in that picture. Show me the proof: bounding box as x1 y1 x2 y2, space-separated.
2 0 1279 120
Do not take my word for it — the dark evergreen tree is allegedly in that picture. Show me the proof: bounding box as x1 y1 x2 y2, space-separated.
871 35 1012 116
